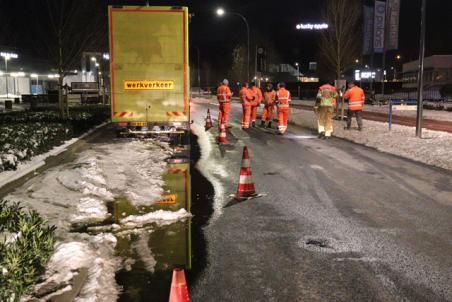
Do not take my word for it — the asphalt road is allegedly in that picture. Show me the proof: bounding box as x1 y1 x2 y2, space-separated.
189 99 452 302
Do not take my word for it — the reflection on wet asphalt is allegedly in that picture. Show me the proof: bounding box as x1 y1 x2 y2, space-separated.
116 133 214 301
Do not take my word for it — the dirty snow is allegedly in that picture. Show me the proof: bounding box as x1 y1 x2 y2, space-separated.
6 138 183 300
27 233 121 302
289 108 452 171
0 122 107 189
7 139 173 229
121 208 191 228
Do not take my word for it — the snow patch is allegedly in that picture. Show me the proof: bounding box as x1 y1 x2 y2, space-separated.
121 208 191 228
71 197 109 224
37 234 121 302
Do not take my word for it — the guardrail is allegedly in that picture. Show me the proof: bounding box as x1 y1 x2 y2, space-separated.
388 99 417 130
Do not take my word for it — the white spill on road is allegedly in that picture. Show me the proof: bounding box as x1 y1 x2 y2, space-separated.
192 123 227 223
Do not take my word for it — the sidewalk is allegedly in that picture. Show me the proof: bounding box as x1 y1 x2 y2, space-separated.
289 107 452 172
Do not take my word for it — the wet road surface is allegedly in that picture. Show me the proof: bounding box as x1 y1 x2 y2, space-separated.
189 99 452 301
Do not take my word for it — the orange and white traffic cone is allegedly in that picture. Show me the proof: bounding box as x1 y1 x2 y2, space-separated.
169 268 190 302
235 146 258 201
205 109 213 131
217 123 228 145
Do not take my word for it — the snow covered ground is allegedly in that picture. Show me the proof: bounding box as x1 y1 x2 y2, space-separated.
292 100 452 122
5 138 192 301
289 108 452 171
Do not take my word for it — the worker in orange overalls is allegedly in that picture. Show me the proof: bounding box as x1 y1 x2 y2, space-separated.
275 82 291 135
249 82 263 127
240 82 253 129
343 81 365 131
261 83 276 128
217 79 233 128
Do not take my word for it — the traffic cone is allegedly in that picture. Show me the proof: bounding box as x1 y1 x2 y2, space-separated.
204 109 213 131
169 268 190 302
235 146 257 200
217 123 228 145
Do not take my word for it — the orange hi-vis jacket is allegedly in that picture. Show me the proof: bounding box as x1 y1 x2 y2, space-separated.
250 87 263 106
343 86 365 110
264 90 276 106
240 87 252 105
217 84 232 103
276 88 291 109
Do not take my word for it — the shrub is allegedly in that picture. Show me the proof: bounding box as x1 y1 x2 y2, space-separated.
0 201 56 301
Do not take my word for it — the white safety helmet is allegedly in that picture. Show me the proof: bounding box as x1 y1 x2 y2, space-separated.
223 79 229 85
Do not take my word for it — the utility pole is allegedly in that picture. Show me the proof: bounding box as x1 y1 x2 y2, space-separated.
415 0 426 138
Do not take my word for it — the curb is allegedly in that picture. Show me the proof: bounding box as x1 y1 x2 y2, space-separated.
0 122 108 189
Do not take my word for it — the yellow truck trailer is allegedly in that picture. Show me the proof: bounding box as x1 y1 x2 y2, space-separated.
108 6 190 135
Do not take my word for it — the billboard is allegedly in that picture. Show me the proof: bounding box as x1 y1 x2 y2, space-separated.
363 5 374 55
387 0 401 50
373 1 386 53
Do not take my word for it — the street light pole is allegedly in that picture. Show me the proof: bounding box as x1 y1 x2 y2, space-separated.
415 0 427 138
295 62 300 98
217 9 250 81
192 46 201 94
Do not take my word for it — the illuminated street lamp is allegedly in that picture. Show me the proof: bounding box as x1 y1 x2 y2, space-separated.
91 57 96 62
355 59 360 64
396 54 401 60
216 7 250 81
1 52 18 98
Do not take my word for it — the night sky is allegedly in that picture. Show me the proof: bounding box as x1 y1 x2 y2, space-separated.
1 0 452 82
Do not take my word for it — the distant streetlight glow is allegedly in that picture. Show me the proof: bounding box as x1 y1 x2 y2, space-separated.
30 73 38 78
1 52 18 98
296 23 328 30
396 54 401 60
48 74 54 79
91 57 96 62
0 52 18 60
216 8 225 16
95 63 100 67
355 59 359 63
103 53 110 60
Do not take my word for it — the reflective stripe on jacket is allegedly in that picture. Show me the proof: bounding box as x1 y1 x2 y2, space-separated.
343 86 365 110
317 84 337 107
217 84 232 103
240 87 253 105
276 88 291 109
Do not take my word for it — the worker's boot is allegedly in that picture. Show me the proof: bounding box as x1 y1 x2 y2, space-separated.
252 121 256 127
267 122 272 129
261 120 265 127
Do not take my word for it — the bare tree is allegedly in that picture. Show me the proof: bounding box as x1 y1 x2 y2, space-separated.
319 0 362 80
32 0 106 118
229 44 247 83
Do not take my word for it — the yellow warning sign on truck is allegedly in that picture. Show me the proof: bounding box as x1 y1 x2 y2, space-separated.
156 194 177 205
123 80 175 90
